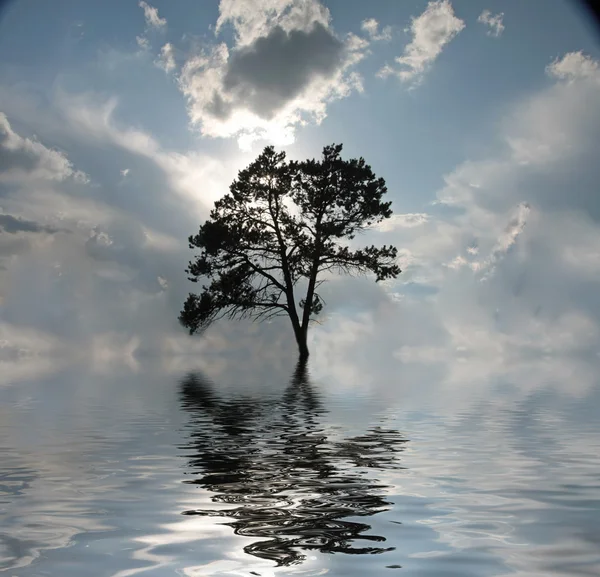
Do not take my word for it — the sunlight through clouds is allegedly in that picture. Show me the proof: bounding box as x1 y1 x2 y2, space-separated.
177 0 370 149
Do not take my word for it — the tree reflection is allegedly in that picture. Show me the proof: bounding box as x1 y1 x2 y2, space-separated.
178 360 408 566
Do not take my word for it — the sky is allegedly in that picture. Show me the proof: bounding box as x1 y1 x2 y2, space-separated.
1 0 600 401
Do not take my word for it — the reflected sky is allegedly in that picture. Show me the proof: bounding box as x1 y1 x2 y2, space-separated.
178 361 408 566
0 357 599 576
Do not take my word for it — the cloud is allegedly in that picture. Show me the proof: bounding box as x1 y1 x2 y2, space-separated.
215 0 330 46
444 203 530 279
178 0 368 149
0 213 68 235
0 113 88 183
0 234 31 261
45 91 242 217
361 18 392 42
155 42 176 72
136 35 150 50
139 1 166 29
432 54 600 297
378 0 464 85
477 10 504 37
309 51 600 404
479 202 529 278
222 23 344 118
0 88 251 364
546 50 599 82
375 213 429 231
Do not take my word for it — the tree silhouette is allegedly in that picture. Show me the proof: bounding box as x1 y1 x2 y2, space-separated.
179 144 400 358
178 361 409 567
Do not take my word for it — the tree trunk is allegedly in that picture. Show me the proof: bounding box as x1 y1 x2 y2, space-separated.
287 294 309 359
299 227 321 359
268 191 309 360
295 326 309 360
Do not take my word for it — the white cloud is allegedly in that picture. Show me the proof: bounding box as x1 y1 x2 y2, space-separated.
478 202 530 280
361 18 392 42
393 310 599 392
139 1 166 29
0 112 88 183
477 10 504 37
379 0 465 85
136 35 150 50
443 203 530 276
375 213 429 231
48 90 246 217
445 254 470 270
215 0 330 46
546 50 599 82
503 57 600 175
155 43 176 73
319 51 600 402
0 90 249 363
177 0 368 149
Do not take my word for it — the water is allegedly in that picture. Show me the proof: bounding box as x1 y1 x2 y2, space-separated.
1 359 599 576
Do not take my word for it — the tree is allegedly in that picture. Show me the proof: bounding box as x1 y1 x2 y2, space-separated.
179 144 400 359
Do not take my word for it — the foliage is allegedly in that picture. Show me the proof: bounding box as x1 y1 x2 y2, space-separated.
179 144 400 357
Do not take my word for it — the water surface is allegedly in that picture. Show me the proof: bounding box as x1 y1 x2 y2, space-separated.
1 359 599 576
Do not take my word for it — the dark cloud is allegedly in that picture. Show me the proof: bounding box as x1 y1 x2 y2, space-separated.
205 90 234 121
222 22 344 119
178 6 365 145
0 213 67 235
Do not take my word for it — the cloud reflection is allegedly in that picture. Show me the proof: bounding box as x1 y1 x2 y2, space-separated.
178 360 408 566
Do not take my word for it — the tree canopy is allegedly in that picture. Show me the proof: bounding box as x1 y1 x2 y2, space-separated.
179 144 400 358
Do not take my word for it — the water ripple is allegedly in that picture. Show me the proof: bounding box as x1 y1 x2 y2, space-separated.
178 361 408 567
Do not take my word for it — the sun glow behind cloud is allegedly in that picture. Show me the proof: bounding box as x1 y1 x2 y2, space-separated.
175 0 370 149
